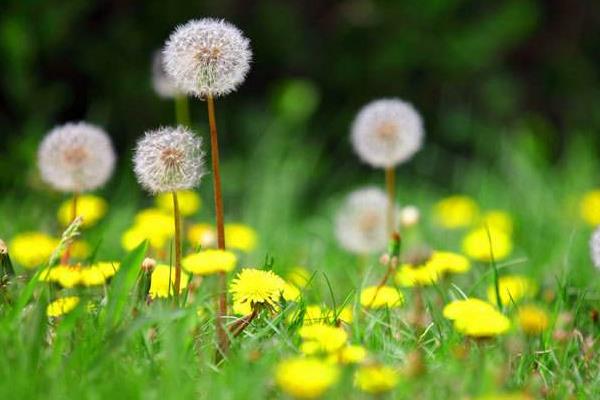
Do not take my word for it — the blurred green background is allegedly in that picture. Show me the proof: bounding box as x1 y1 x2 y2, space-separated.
0 0 599 211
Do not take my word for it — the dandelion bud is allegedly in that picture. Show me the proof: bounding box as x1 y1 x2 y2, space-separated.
141 257 156 272
133 126 205 194
399 205 420 228
335 187 398 254
163 18 252 98
151 51 181 98
0 239 7 255
379 254 390 266
589 226 600 270
351 98 424 168
38 122 116 192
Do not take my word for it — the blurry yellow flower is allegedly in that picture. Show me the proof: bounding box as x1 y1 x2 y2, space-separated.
518 305 549 335
58 195 107 228
96 261 120 279
121 227 169 251
230 268 285 310
360 286 403 309
232 300 252 316
328 345 367 364
182 249 237 275
156 190 201 216
187 223 216 248
355 364 399 394
149 264 189 299
487 275 537 307
336 305 353 324
480 210 514 235
287 266 311 287
395 258 440 287
225 223 258 252
275 357 339 399
443 298 510 337
10 232 58 269
433 195 479 229
580 190 600 225
462 227 513 262
40 262 116 288
70 240 91 259
134 208 174 236
299 323 348 354
47 296 80 317
290 304 325 325
476 393 533 400
282 281 301 301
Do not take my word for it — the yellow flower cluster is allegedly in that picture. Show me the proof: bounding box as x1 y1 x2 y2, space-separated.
46 296 80 318
433 195 480 229
517 305 549 335
183 249 237 275
187 223 258 252
229 268 285 311
275 357 339 399
487 275 537 307
360 286 403 309
155 190 201 217
299 323 348 355
462 227 513 262
122 208 174 251
580 189 600 225
58 195 108 228
149 264 189 299
395 251 471 287
40 262 119 288
10 232 58 269
354 364 399 394
443 298 510 337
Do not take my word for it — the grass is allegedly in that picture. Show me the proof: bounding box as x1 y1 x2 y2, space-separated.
0 118 599 399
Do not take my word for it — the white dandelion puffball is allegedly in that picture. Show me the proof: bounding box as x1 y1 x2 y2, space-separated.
38 122 116 192
590 226 600 270
335 187 399 254
163 18 252 98
351 98 424 168
151 51 180 98
133 126 205 194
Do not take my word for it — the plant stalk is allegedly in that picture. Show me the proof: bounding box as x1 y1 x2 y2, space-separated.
60 192 78 265
172 191 182 302
175 94 190 127
385 167 396 235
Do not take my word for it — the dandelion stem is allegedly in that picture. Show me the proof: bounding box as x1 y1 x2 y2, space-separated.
206 93 229 357
172 191 182 303
230 308 259 338
60 192 78 265
175 94 191 127
385 167 396 234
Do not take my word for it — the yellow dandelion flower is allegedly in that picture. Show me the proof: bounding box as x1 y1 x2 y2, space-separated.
275 357 339 399
182 249 237 275
518 305 549 335
282 281 301 301
336 305 353 324
328 344 367 364
580 190 600 225
395 261 440 287
433 195 479 229
121 227 170 251
299 323 348 354
149 264 189 299
287 266 311 288
360 286 404 309
487 275 537 307
443 298 510 337
355 364 399 394
225 223 258 252
232 300 253 316
134 208 174 236
187 223 216 248
230 268 285 309
69 240 91 259
47 296 80 318
54 265 82 288
289 304 326 325
45 264 111 288
462 227 513 262
96 261 119 279
155 190 201 217
476 392 533 400
58 195 107 228
10 232 58 269
480 210 514 234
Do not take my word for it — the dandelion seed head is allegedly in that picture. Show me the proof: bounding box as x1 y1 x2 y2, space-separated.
38 122 116 192
163 18 252 98
590 226 600 270
151 51 181 98
133 126 205 194
351 98 424 168
335 187 397 254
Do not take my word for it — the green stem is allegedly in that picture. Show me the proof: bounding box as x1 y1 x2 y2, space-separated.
175 95 190 127
172 191 182 303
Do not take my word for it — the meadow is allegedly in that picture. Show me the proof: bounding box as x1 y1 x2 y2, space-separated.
1 12 600 400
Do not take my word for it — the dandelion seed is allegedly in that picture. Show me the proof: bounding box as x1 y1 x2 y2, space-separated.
151 50 181 98
163 18 252 98
133 126 205 194
590 226 600 270
335 187 396 254
351 98 424 169
38 122 116 193
399 205 420 228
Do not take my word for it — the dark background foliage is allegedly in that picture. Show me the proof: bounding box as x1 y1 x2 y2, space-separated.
1 0 599 191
